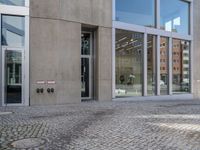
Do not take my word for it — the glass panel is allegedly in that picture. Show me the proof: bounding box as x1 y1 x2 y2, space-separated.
147 35 156 95
160 0 189 34
5 50 22 104
160 37 169 95
2 15 25 47
172 39 190 94
116 29 143 97
0 0 25 6
81 33 91 55
81 58 90 97
116 0 155 27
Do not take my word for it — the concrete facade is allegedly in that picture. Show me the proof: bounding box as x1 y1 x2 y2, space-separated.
29 0 112 105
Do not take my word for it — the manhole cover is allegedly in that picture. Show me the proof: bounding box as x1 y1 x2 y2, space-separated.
10 138 47 149
0 112 13 115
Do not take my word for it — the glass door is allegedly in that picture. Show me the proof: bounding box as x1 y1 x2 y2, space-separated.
81 32 93 99
81 58 90 97
2 47 24 105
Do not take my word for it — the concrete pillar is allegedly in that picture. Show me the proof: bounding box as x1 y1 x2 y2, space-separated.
97 27 112 101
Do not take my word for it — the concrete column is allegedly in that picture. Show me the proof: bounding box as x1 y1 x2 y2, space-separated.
97 27 112 101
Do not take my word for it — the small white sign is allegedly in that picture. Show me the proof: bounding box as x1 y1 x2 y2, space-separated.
36 80 45 84
47 80 56 84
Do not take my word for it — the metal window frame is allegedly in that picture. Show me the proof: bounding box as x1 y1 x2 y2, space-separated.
0 0 29 106
143 33 147 96
112 0 193 99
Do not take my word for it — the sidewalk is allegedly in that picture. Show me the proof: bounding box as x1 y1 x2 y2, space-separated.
1 100 200 149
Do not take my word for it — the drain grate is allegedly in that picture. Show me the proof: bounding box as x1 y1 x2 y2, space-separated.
9 138 47 149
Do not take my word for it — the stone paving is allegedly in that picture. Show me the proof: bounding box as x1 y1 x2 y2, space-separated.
1 100 200 149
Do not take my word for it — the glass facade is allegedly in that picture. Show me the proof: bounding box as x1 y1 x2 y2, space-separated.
2 15 25 47
160 37 169 95
115 29 143 97
172 39 190 94
114 0 191 98
1 14 26 104
160 0 189 34
115 0 155 27
0 0 25 6
147 35 156 95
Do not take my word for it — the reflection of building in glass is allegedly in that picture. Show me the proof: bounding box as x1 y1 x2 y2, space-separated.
181 41 190 83
172 39 190 93
160 38 168 84
173 39 182 84
147 35 156 95
2 15 25 47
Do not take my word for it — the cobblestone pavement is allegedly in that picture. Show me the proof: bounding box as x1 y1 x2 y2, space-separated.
1 100 200 149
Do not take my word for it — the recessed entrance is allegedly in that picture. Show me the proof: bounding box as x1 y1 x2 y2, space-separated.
81 32 93 100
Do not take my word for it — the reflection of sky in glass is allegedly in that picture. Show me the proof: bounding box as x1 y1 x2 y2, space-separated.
0 0 25 6
2 15 25 47
160 0 189 34
116 0 155 27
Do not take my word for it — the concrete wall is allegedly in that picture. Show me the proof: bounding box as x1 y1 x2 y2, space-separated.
30 18 81 105
30 0 112 28
193 0 200 99
29 0 112 105
97 27 112 101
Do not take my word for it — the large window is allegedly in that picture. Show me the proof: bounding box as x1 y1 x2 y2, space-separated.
160 37 169 95
114 0 192 98
160 0 189 34
147 35 157 95
115 29 143 97
172 39 190 94
2 15 25 47
115 0 155 27
0 0 25 6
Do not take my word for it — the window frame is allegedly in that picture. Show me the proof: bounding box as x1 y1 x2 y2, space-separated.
0 0 29 106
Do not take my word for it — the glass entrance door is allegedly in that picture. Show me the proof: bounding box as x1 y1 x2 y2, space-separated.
81 32 93 99
81 58 90 97
2 47 24 105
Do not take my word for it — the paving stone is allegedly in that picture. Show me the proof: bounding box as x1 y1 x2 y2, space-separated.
1 100 200 149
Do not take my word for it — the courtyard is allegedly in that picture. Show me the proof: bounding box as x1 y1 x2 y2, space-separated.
1 100 200 149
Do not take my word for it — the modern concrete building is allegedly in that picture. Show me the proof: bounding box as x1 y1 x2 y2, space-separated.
0 0 199 106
